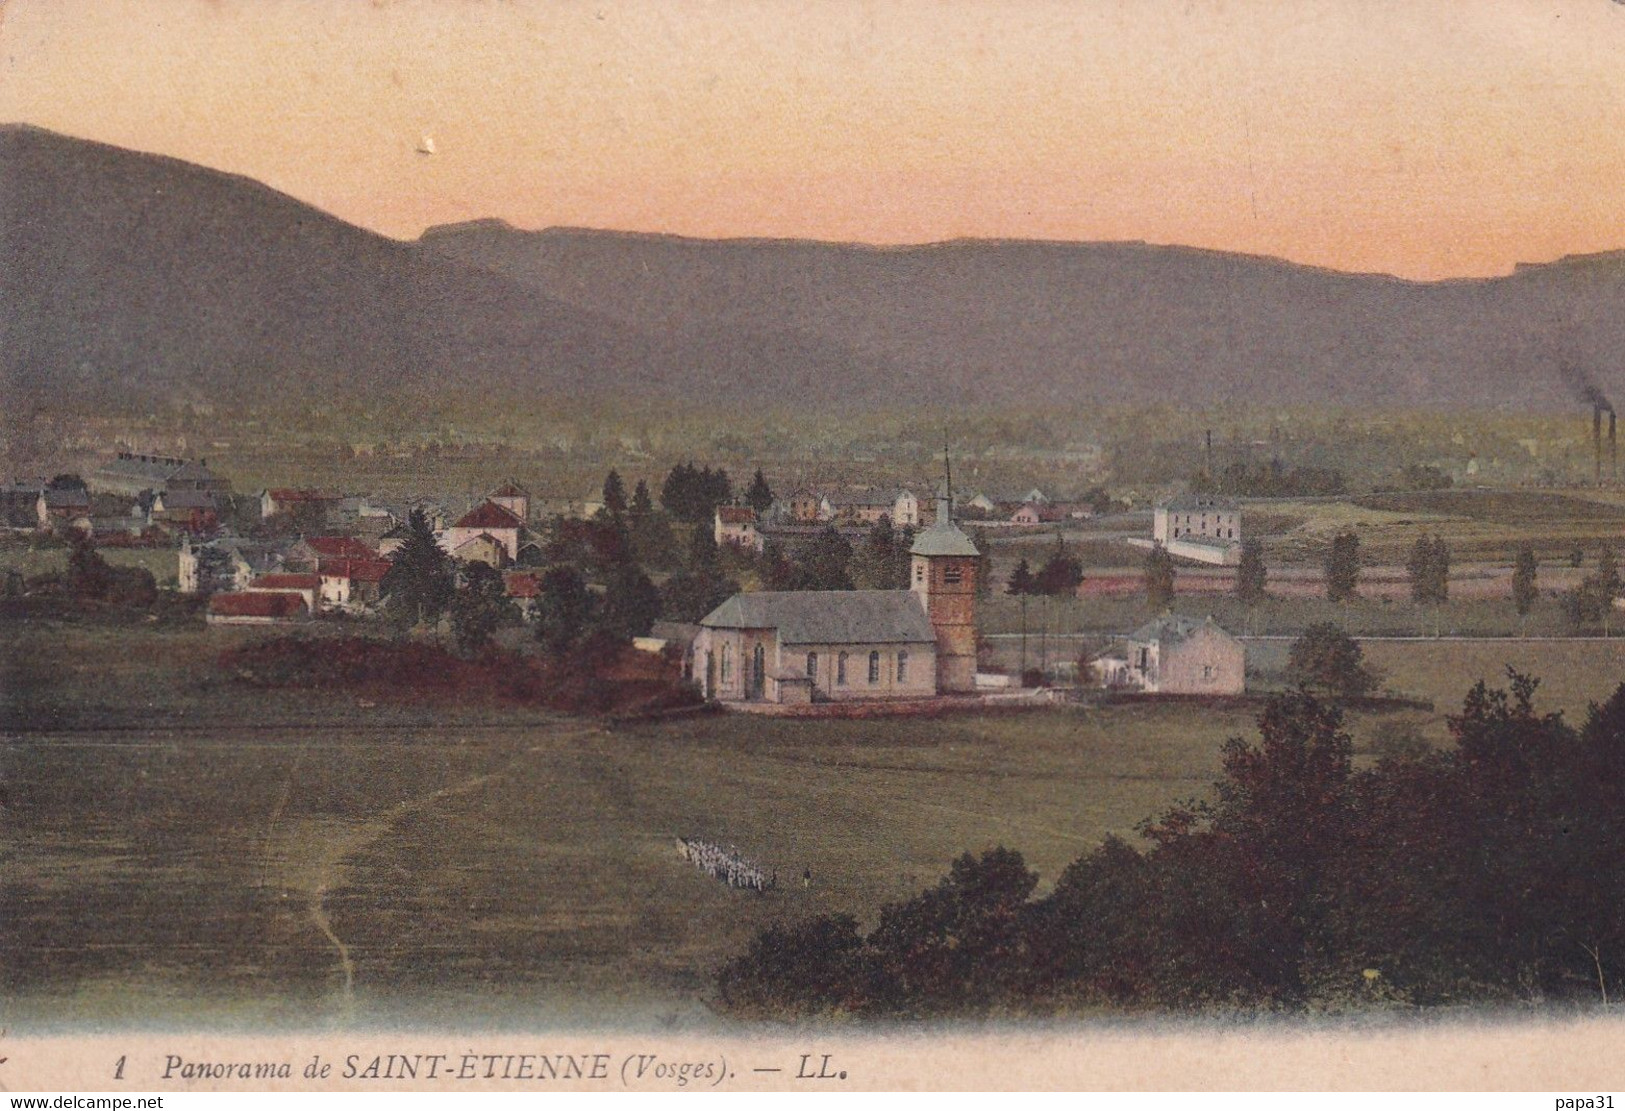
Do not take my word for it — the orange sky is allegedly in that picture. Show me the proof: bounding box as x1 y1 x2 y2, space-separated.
3 0 1625 279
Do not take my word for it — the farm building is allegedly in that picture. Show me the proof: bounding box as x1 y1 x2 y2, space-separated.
206 590 309 626
1094 614 1246 695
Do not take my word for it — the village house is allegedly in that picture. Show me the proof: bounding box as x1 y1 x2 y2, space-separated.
1 480 47 530
438 500 525 562
487 480 530 522
1093 614 1246 695
179 535 289 594
149 489 219 534
247 572 322 612
825 488 921 528
259 488 340 521
36 486 91 532
693 489 980 704
447 531 510 568
285 535 377 572
787 487 826 523
205 590 309 626
1009 500 1065 527
714 505 763 552
503 570 542 621
317 557 392 612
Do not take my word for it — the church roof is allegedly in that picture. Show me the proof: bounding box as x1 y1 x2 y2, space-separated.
700 590 936 645
910 518 980 557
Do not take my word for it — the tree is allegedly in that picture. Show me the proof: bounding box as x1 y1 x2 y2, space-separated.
1324 531 1361 603
380 508 455 628
599 564 662 641
797 525 855 591
745 469 775 515
1236 538 1267 605
534 564 596 654
601 469 627 518
1144 543 1176 609
1511 546 1538 620
1407 534 1449 606
449 560 513 653
1007 559 1035 597
1286 622 1378 698
630 478 654 521
1035 537 1083 597
687 520 721 572
659 567 739 623
855 516 898 589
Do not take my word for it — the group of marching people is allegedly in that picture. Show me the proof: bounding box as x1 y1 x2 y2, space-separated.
676 836 775 892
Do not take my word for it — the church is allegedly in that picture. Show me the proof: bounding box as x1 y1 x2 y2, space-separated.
692 490 980 704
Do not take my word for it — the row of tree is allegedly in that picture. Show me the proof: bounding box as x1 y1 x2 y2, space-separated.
718 674 1625 1016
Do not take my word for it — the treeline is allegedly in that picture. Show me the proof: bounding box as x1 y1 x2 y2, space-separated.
718 676 1625 1017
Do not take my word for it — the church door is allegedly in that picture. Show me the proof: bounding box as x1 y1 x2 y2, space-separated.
751 644 766 701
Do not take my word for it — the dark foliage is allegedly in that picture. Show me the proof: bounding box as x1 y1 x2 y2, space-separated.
745 469 775 515
1406 534 1450 605
1512 546 1539 618
660 462 733 524
719 677 1625 1017
1144 542 1176 609
449 560 515 653
1236 538 1267 605
1286 622 1379 698
380 508 455 628
1324 531 1361 602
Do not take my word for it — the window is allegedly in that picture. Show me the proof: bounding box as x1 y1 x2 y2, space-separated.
914 563 925 585
1137 647 1148 670
897 650 909 683
721 643 733 685
837 651 848 685
943 567 963 585
868 650 881 684
806 652 818 680
1202 664 1214 680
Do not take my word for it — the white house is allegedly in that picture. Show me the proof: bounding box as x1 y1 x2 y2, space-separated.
438 500 525 562
1094 615 1246 695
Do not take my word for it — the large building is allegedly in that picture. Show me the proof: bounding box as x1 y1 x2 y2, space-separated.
693 490 980 704
90 453 231 498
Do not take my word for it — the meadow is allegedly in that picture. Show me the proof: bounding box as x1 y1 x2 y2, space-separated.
7 620 1624 1030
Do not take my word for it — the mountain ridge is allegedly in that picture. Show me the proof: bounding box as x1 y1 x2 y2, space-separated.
5 124 1623 416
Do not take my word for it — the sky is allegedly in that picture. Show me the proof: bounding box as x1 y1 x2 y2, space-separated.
3 0 1625 280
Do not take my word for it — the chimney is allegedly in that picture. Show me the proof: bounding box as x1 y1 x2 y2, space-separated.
1205 429 1214 476
1595 406 1604 484
1612 411 1618 482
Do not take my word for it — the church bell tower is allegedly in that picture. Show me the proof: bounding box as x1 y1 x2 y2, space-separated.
910 482 980 694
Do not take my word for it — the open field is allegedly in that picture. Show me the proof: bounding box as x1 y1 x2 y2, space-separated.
6 621 1624 1030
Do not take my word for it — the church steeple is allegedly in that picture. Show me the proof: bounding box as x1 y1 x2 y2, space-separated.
910 445 979 693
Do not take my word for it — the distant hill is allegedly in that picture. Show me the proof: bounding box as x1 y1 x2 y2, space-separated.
418 222 1625 413
0 125 891 412
5 124 1624 416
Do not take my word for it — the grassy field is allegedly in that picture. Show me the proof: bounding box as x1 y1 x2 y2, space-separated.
6 620 1624 1031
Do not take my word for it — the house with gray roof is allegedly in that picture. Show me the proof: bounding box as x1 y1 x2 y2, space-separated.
1093 614 1245 695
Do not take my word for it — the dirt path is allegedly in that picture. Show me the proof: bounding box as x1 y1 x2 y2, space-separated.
259 728 605 1016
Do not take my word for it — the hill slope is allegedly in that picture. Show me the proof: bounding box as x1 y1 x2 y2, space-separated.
0 125 890 412
418 224 1625 412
